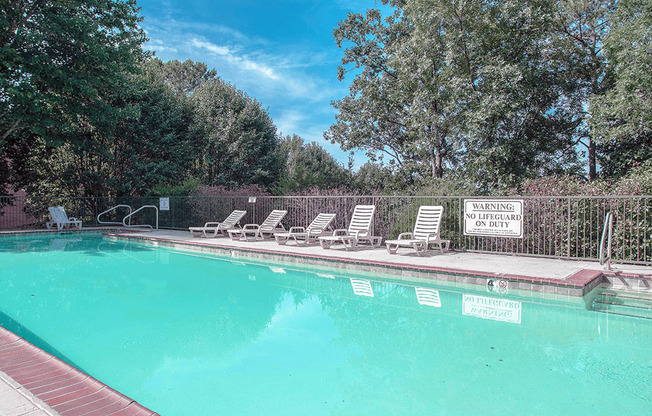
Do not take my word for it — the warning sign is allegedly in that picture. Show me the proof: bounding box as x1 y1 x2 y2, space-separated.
464 199 523 238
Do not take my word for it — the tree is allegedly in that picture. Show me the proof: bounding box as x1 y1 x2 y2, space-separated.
192 78 281 188
328 0 582 192
0 0 148 193
20 66 195 197
352 162 394 193
276 134 351 192
144 58 217 97
327 4 456 184
591 0 652 177
553 0 618 179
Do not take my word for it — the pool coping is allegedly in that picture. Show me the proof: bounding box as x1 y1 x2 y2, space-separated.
0 326 159 416
105 232 622 297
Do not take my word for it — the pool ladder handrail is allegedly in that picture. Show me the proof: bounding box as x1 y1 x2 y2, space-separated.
599 211 613 270
97 204 133 226
122 205 158 230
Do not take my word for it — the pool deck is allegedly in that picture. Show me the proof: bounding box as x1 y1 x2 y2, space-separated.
1 227 651 415
110 229 652 297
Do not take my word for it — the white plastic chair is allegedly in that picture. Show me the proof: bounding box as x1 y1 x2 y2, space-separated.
275 213 336 246
319 205 381 249
385 206 449 256
46 206 82 230
228 210 287 241
189 210 247 238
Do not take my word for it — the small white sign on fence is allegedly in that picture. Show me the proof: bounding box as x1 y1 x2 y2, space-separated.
464 199 523 238
159 197 170 211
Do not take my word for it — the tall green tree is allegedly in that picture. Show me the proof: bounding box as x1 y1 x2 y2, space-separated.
328 0 582 191
145 58 217 97
591 0 652 177
20 66 195 197
276 134 351 192
0 0 148 193
553 0 617 179
192 78 281 188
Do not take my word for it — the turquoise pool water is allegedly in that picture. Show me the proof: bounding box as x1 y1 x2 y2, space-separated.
0 234 650 416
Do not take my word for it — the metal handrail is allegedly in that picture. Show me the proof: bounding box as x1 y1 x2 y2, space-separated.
599 211 613 270
97 204 133 226
123 205 158 230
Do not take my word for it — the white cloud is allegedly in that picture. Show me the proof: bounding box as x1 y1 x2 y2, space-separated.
190 38 231 56
190 38 280 81
274 110 306 137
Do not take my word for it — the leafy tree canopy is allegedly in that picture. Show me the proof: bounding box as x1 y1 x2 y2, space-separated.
592 0 652 177
0 0 148 194
276 134 351 193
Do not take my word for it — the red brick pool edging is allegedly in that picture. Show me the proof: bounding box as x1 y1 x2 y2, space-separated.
0 327 159 416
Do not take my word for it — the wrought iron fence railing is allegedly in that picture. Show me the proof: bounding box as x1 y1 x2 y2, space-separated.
1 194 651 265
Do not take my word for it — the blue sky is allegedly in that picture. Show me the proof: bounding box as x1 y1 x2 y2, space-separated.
137 0 388 169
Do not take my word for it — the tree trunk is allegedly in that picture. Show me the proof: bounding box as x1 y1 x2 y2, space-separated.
588 138 596 180
432 146 443 181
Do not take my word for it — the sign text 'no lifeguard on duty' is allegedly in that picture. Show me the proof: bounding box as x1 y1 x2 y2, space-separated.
464 199 524 238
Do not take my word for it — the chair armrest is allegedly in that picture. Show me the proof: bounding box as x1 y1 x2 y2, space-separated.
203 222 221 227
243 224 260 231
308 227 324 235
397 232 414 240
333 228 348 236
424 233 440 243
69 217 78 221
289 226 305 233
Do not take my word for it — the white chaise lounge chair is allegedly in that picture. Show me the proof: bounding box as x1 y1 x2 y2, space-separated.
189 210 247 238
46 206 82 230
318 205 381 249
385 205 450 256
274 213 336 246
227 209 287 241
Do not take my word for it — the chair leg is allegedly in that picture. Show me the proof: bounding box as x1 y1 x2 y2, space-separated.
386 243 398 254
414 242 427 256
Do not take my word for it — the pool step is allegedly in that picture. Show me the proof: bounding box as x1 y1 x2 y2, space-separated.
592 292 652 320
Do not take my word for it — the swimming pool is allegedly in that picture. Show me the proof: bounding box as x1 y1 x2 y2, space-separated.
1 234 650 415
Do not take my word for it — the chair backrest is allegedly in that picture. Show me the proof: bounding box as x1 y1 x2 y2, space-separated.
306 213 336 233
223 210 247 226
260 210 288 230
48 206 69 223
412 206 444 240
348 205 375 235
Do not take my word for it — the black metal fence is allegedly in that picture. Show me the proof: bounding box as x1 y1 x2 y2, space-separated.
2 194 650 264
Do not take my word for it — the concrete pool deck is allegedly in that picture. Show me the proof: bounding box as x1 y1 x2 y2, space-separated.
110 229 652 297
1 227 651 415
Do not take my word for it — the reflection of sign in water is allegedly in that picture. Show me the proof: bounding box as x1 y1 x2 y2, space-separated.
415 287 441 307
350 278 374 297
159 197 170 211
464 199 523 238
462 294 521 324
486 279 509 295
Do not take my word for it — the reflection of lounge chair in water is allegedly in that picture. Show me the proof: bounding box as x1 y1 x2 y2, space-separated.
46 206 82 230
350 278 374 297
385 206 449 256
49 237 82 251
274 213 336 246
189 210 247 238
